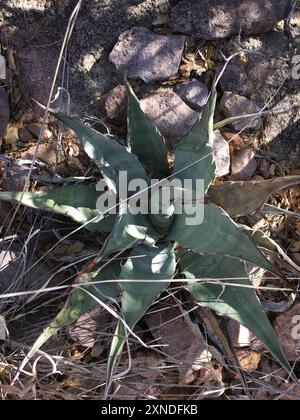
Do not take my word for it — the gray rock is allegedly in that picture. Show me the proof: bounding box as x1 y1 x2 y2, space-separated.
219 92 261 131
175 80 209 111
19 126 34 143
0 87 9 140
69 307 112 349
0 247 25 296
0 240 62 311
140 89 199 146
109 27 186 83
0 66 12 87
213 130 230 177
231 149 257 180
99 84 127 125
171 0 290 39
218 62 254 97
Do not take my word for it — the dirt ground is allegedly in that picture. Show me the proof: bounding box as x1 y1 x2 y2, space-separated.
1 0 300 166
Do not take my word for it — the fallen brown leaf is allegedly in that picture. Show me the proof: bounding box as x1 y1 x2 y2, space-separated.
208 176 300 217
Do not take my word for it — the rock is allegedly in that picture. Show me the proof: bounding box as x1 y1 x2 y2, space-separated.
0 87 9 141
17 46 60 118
0 246 25 296
109 27 185 83
170 0 291 39
23 143 58 167
0 65 12 87
2 168 28 192
174 80 209 111
26 123 43 138
99 84 127 125
140 89 199 146
218 62 253 97
221 131 247 151
0 240 62 312
19 126 34 143
213 130 230 177
69 307 112 349
219 92 261 131
274 303 300 362
231 148 257 180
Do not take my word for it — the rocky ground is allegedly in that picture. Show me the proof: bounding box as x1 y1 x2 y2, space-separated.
0 0 300 400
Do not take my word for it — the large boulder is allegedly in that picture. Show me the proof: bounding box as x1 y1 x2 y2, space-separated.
110 27 185 83
140 89 199 146
171 0 291 39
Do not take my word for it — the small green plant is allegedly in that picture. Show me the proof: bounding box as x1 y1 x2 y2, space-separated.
0 82 295 391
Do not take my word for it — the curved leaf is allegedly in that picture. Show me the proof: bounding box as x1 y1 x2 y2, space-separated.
127 83 169 179
148 186 175 233
100 202 162 259
179 252 292 375
54 112 150 194
169 203 285 280
0 184 115 232
107 243 176 389
208 176 300 217
26 260 122 361
171 84 217 192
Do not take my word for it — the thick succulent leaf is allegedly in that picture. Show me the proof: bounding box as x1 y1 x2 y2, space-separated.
54 112 150 194
179 252 292 375
148 186 175 233
126 83 169 179
168 203 284 280
107 243 176 387
0 184 115 232
26 260 121 361
172 84 217 192
208 176 300 217
100 203 162 259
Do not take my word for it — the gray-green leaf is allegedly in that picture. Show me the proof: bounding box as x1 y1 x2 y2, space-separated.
26 260 121 361
0 184 115 232
179 252 292 375
100 203 162 259
169 203 285 280
54 112 150 195
127 83 169 179
172 84 217 192
107 243 176 388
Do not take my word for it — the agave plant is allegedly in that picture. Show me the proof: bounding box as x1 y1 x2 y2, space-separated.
0 82 296 391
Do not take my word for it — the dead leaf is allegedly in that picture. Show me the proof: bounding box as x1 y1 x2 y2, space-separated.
237 350 261 373
146 300 224 395
4 126 19 150
90 343 105 359
208 176 300 217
